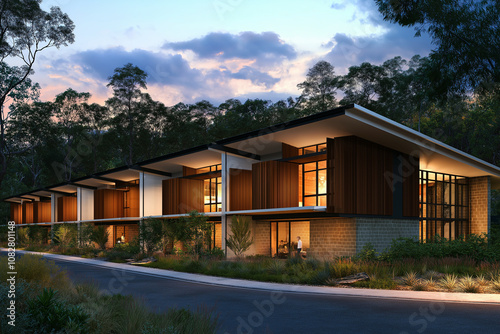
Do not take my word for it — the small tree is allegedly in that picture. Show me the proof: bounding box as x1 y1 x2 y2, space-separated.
186 211 211 256
54 224 77 248
226 216 253 257
17 227 29 245
79 223 94 247
27 225 45 246
160 211 211 255
91 225 109 250
140 218 164 255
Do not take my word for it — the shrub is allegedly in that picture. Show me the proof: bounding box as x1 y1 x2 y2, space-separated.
80 223 95 247
440 274 459 291
91 225 109 250
28 288 89 333
140 218 164 255
385 235 500 262
0 255 70 291
459 275 482 293
355 243 378 261
17 227 29 245
402 271 419 286
27 225 48 245
54 223 78 247
226 216 253 257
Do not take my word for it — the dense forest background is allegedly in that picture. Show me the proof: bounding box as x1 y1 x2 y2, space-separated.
1 0 500 224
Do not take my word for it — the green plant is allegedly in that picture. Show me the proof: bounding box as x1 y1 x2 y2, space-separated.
475 274 489 287
54 223 78 247
412 279 435 291
440 274 459 291
91 225 109 250
28 288 89 333
79 223 95 247
160 211 212 256
402 271 419 286
17 227 29 245
140 218 164 255
27 225 47 245
459 275 482 293
356 243 378 261
226 216 253 257
490 276 500 291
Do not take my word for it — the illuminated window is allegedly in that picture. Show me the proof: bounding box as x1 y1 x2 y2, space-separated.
299 160 327 207
197 164 221 174
204 177 222 212
298 143 327 156
419 171 469 241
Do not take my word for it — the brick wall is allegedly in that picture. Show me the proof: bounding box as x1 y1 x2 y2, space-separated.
126 224 139 242
355 218 419 253
291 221 310 250
469 176 491 235
253 221 270 255
104 225 114 249
308 218 357 260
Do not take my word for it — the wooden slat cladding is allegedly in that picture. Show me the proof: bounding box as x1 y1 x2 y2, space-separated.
94 189 124 219
22 201 51 224
328 136 393 215
282 143 299 158
330 136 357 214
401 153 420 217
35 202 51 223
10 203 22 224
183 166 197 177
124 186 140 217
252 161 298 209
229 168 252 211
57 197 77 222
22 202 34 224
162 178 204 215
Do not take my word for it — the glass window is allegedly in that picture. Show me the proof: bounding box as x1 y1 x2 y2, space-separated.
419 170 469 242
304 171 317 195
204 176 222 212
301 160 327 206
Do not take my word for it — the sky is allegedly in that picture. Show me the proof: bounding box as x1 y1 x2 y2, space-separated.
33 0 433 106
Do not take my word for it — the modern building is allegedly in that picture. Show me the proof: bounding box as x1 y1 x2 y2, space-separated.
5 105 500 258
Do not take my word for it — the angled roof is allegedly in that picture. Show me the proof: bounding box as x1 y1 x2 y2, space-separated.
4 104 500 202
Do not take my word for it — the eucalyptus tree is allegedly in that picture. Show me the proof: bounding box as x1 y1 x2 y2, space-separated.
375 0 500 96
106 63 149 165
0 0 74 188
297 60 339 114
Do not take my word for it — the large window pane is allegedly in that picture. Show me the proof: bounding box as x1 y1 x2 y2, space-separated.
304 171 317 195
318 169 327 194
304 196 316 206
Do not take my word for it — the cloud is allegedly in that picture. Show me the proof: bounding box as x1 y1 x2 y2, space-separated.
164 31 297 66
226 66 279 88
71 47 204 88
323 27 432 71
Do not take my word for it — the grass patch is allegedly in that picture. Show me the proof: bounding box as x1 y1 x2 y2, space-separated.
0 254 219 334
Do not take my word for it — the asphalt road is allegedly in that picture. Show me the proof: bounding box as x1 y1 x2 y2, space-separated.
5 255 500 334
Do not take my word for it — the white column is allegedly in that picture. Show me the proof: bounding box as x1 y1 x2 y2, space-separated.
140 172 168 217
77 187 94 221
221 152 228 253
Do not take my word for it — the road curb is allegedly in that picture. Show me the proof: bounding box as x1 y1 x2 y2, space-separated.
5 249 500 305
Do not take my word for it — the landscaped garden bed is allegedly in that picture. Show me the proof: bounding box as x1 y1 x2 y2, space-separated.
2 215 500 294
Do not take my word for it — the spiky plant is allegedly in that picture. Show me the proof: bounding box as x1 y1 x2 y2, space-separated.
440 274 459 291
